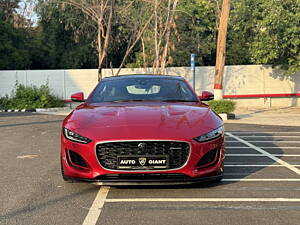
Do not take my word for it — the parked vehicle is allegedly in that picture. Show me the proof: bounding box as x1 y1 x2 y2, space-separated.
61 75 224 185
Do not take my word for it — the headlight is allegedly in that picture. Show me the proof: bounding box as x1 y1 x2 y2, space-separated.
194 126 224 142
63 128 92 144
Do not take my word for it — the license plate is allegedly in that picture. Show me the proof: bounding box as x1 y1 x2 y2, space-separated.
117 155 169 169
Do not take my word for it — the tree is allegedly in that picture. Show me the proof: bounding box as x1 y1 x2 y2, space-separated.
214 0 230 100
169 0 217 67
248 0 300 75
113 0 155 75
34 0 98 69
126 0 179 74
0 0 32 70
0 20 31 69
56 0 115 80
150 0 179 74
0 0 20 21
41 0 155 79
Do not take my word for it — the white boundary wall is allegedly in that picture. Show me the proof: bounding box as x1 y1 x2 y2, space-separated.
0 65 299 108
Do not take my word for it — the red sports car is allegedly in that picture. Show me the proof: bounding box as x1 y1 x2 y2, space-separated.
61 75 224 185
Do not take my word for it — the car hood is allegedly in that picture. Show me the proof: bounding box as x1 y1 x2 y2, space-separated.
63 102 223 140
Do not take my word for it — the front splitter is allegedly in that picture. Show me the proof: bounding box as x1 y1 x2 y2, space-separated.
64 174 223 186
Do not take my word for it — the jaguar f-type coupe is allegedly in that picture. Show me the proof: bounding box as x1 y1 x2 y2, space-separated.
61 75 225 185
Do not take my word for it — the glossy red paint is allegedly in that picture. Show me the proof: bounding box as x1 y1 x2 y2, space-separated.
61 75 225 184
200 91 214 101
71 92 85 102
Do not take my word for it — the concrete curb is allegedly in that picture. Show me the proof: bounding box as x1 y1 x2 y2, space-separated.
0 107 70 113
218 113 236 121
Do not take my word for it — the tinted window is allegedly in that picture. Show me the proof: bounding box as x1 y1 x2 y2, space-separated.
88 77 198 103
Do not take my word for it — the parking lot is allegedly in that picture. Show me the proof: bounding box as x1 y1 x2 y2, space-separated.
0 112 300 225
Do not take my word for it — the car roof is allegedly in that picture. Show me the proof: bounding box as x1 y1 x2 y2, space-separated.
102 74 185 81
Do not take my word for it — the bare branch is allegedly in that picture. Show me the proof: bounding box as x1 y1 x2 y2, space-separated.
116 12 155 76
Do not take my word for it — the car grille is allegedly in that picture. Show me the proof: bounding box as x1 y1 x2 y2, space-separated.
96 141 190 170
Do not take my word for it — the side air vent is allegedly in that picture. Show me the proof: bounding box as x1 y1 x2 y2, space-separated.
67 150 89 169
196 148 219 169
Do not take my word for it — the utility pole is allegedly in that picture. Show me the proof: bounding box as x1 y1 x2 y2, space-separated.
214 0 231 100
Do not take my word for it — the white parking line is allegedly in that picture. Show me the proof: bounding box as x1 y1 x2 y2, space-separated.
223 178 300 182
82 186 110 225
227 154 300 157
227 140 300 143
229 132 300 134
227 146 300 149
105 198 300 203
82 132 300 224
226 132 300 175
235 136 300 138
225 165 300 167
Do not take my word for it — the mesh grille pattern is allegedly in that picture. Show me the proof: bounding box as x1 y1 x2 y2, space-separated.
96 141 190 170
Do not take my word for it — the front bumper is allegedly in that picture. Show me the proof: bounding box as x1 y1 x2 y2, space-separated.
61 135 225 183
63 173 223 186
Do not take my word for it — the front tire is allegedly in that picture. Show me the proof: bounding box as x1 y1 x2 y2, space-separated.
212 175 223 183
61 156 73 183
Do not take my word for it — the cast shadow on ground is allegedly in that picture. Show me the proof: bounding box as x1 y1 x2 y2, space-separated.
114 123 286 190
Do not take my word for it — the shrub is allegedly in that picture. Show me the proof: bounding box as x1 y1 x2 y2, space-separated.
208 100 236 114
0 83 64 110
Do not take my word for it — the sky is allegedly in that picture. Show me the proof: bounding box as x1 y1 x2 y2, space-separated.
18 0 38 24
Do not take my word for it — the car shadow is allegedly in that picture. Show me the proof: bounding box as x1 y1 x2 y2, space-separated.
113 123 292 190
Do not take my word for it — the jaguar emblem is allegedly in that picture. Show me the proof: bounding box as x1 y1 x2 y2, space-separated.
138 142 147 149
139 157 147 166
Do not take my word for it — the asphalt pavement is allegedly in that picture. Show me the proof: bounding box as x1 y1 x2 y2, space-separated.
0 112 300 225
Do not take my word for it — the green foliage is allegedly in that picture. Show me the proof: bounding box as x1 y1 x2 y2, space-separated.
34 0 98 69
0 0 299 74
169 0 217 66
208 100 236 114
247 0 300 74
0 19 31 69
0 83 64 110
0 0 20 21
227 0 300 74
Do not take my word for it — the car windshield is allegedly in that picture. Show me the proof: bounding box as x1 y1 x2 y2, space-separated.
88 76 198 103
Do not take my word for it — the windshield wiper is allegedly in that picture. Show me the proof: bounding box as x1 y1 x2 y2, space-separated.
109 99 198 103
110 99 145 102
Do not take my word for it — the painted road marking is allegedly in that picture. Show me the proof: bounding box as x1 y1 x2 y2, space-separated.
82 186 110 225
234 136 300 138
229 132 300 134
83 132 300 225
227 140 300 143
105 198 300 203
223 178 300 182
226 132 300 175
226 154 300 157
227 147 300 149
225 164 300 167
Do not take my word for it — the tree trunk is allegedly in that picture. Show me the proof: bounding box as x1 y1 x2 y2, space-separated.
141 37 147 72
160 0 178 75
97 0 114 81
214 0 230 100
153 0 159 74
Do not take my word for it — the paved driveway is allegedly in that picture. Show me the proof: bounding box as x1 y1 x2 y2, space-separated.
0 113 300 225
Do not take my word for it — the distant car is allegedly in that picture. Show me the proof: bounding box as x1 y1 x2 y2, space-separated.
61 75 224 185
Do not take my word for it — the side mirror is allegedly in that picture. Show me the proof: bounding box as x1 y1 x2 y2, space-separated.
200 91 214 101
71 92 85 102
